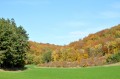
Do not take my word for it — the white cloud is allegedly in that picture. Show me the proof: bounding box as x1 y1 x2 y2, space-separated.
53 31 89 45
54 35 80 45
55 31 88 42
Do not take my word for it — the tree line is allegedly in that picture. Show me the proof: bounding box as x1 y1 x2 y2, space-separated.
0 18 120 68
26 25 120 67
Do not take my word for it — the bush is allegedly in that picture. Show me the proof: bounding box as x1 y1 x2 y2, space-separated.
106 51 120 63
42 48 52 63
25 53 34 64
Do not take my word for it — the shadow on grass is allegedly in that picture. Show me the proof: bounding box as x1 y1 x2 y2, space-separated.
0 66 28 71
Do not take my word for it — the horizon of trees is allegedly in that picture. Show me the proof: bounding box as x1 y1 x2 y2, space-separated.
26 24 120 67
0 18 120 68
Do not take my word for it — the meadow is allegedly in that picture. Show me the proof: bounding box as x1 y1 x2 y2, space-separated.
0 65 120 79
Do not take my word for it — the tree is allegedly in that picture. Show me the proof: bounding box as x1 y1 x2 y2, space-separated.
42 48 52 63
0 18 29 68
106 51 120 63
52 49 60 61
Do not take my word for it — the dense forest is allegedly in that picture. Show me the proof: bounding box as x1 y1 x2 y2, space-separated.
0 18 120 68
26 24 120 67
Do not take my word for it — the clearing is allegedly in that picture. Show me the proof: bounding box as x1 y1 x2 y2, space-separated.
0 64 120 79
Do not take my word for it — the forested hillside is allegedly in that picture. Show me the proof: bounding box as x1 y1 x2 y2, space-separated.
26 24 120 67
0 18 120 68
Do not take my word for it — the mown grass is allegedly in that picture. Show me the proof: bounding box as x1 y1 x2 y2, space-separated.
0 65 120 79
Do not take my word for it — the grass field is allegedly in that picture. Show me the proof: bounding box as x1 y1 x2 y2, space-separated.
0 65 120 79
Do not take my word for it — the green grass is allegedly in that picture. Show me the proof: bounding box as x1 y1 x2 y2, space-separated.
0 65 120 79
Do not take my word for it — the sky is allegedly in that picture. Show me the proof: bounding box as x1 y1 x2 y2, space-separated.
0 0 120 45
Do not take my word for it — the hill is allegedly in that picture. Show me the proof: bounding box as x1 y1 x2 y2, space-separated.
69 24 120 51
26 24 120 67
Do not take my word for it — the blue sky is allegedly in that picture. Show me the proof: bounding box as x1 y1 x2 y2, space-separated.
0 0 120 45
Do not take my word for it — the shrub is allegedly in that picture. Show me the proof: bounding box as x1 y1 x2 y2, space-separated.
106 51 120 63
41 48 52 63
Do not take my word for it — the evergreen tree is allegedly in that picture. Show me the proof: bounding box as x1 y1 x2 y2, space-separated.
0 18 29 68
